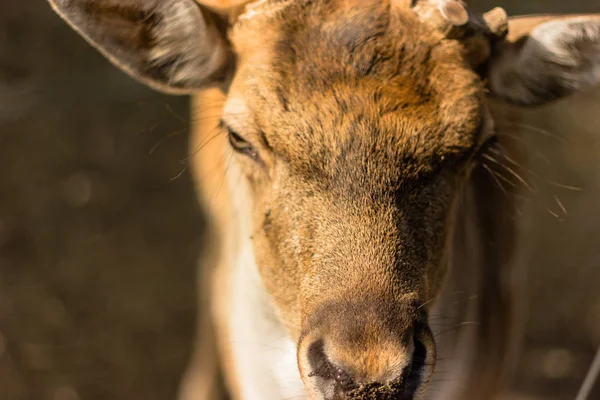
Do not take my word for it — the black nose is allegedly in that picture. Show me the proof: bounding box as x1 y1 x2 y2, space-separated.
307 336 429 399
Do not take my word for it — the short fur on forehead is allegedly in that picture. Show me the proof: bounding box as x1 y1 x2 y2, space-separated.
238 0 299 21
230 0 483 190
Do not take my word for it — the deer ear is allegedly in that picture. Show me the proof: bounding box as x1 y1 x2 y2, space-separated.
48 0 233 94
486 15 600 106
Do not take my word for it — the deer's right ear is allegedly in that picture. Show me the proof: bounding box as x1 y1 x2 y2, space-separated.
48 0 233 94
486 15 600 106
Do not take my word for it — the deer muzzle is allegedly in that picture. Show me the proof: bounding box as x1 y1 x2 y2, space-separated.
297 299 436 399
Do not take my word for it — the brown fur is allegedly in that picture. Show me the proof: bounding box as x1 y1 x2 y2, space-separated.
193 2 500 398
45 0 600 399
226 0 482 324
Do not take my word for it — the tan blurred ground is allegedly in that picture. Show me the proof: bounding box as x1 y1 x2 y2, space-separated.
1 1 599 399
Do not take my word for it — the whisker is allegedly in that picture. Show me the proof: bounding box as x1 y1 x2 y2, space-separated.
497 122 567 143
554 195 568 215
433 322 480 339
546 180 584 192
185 126 225 162
165 103 189 125
211 150 235 203
149 128 187 155
493 169 519 189
136 121 162 135
170 163 189 181
488 146 538 178
482 163 508 197
482 154 534 192
417 297 438 310
546 208 561 219
575 346 600 400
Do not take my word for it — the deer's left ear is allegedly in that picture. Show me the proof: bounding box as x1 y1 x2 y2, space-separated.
48 0 233 94
486 15 600 106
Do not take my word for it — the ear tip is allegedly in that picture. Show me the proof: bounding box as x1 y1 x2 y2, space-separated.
47 0 70 7
47 0 79 16
437 1 469 26
484 7 509 37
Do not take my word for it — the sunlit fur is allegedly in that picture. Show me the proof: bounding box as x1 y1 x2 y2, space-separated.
46 0 600 399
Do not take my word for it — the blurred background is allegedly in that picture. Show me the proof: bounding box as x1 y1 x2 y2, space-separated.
1 1 599 399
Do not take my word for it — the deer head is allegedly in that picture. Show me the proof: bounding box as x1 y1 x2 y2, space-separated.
47 0 600 398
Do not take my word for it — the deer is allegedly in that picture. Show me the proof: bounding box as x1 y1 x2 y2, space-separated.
46 0 600 399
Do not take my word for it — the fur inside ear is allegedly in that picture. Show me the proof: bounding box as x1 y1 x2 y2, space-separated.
487 16 600 106
48 0 233 94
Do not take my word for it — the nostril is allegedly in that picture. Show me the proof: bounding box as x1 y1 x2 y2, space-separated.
401 336 428 395
307 340 358 392
307 340 328 375
413 337 428 367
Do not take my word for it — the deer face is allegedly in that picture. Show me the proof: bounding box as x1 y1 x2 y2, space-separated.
48 0 600 398
224 2 485 396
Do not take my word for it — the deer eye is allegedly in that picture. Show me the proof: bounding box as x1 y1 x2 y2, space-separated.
222 122 259 161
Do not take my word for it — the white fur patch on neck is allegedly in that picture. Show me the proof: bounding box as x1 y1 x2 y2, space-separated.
225 160 305 400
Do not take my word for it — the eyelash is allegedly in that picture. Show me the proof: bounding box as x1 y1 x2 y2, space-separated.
474 134 497 159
